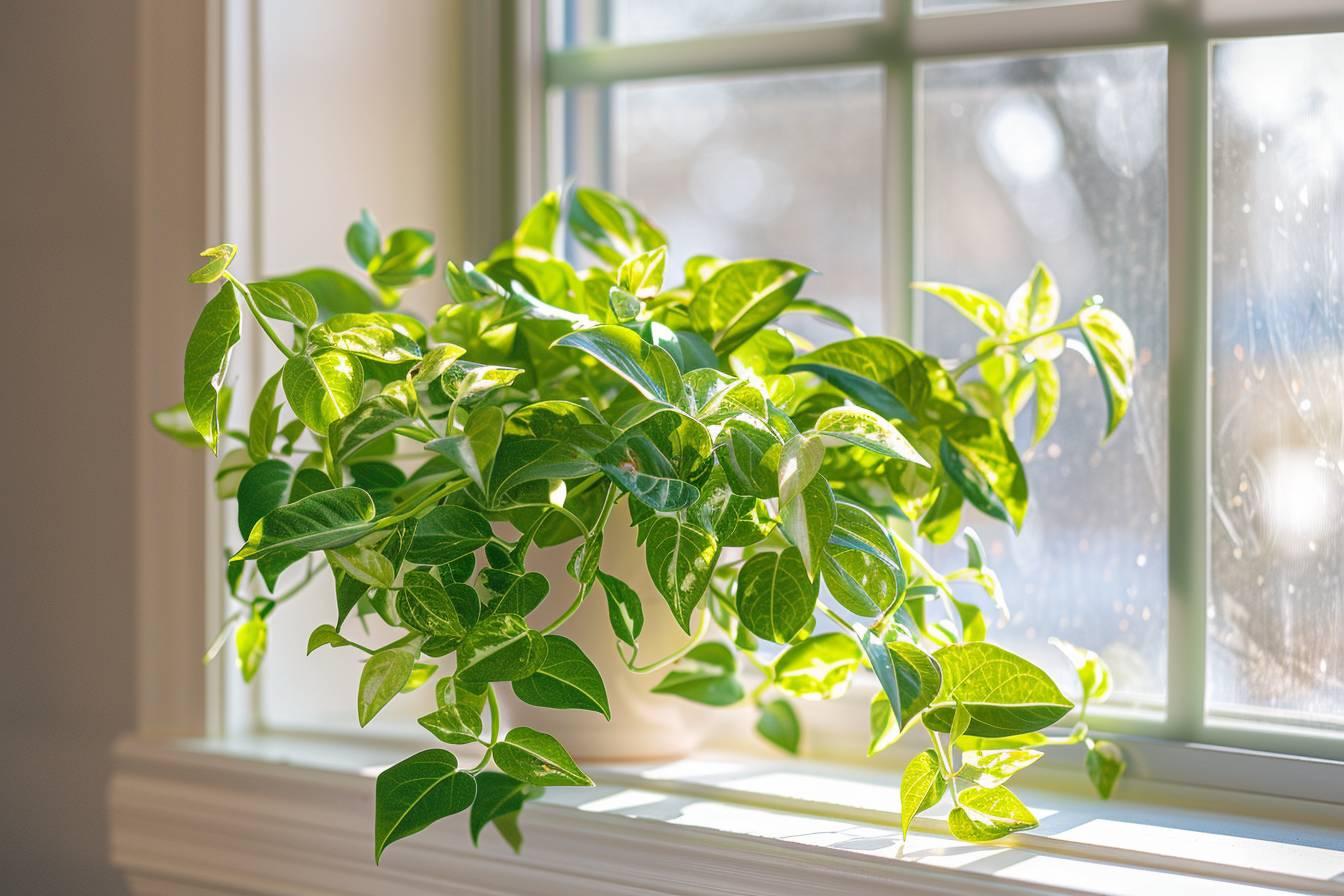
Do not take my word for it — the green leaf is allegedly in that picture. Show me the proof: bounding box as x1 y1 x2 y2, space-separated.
327 541 395 588
249 280 318 329
187 242 237 284
596 429 699 512
774 633 862 701
346 209 380 269
899 749 946 839
912 281 1005 336
689 469 773 547
1086 740 1126 799
813 406 928 465
780 473 835 581
924 642 1072 738
652 643 744 706
598 570 643 648
1005 263 1060 334
401 662 437 693
1078 304 1136 438
608 286 642 322
947 786 1037 842
940 415 1028 530
369 227 436 294
277 267 376 316
307 623 351 654
358 637 422 727
690 259 810 354
396 569 466 639
247 370 283 462
951 698 972 743
492 727 593 786
1050 638 1113 702
282 349 364 434
311 313 423 363
736 548 817 644
426 405 503 491
644 517 717 633
756 699 801 754
960 749 1044 788
236 459 296 540
480 569 550 618
183 283 242 453
329 394 413 469
508 191 560 253
1031 360 1060 446
512 635 610 718
714 419 781 498
406 505 494 565
869 642 943 755
233 486 376 563
616 245 667 298
417 703 482 745
778 434 823 506
568 186 666 267
374 749 476 862
470 772 541 851
788 336 965 425
235 611 266 683
456 614 547 683
416 360 523 417
213 446 251 500
782 298 863 335
554 325 685 408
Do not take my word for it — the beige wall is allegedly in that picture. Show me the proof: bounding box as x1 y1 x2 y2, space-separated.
0 0 137 892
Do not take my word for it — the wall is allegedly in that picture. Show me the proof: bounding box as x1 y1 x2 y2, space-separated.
0 0 137 892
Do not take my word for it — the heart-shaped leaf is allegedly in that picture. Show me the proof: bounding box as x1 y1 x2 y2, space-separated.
491 727 592 786
512 635 610 718
183 283 241 453
374 749 476 862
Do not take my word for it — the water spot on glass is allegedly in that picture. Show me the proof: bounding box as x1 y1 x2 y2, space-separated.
1136 553 1148 567
1274 195 1284 212
1242 203 1251 214
1298 185 1310 206
1046 443 1062 459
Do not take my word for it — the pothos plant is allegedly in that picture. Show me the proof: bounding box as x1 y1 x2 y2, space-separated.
154 186 1136 860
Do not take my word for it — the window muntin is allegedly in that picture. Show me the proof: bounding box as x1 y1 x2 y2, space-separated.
918 47 1169 706
549 0 882 48
1208 32 1344 728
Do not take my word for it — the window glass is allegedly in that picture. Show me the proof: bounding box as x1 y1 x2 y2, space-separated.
918 47 1169 705
551 0 881 47
919 0 1086 12
557 68 885 341
1208 33 1344 728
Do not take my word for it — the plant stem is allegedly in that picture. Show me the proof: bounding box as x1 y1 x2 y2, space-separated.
928 727 959 804
889 530 961 630
393 426 435 444
619 608 711 674
950 317 1078 380
538 487 618 636
224 272 297 360
377 477 469 528
468 686 501 772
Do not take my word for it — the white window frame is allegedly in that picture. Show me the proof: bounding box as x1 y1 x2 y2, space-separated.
517 0 1344 770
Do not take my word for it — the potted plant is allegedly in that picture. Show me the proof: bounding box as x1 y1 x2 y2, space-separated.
154 185 1135 861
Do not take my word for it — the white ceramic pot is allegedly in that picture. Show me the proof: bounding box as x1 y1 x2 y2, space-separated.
496 504 718 761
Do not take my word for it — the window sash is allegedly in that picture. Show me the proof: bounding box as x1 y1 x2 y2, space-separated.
528 0 1344 761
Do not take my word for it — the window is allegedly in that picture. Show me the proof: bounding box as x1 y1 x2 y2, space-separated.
536 0 1344 760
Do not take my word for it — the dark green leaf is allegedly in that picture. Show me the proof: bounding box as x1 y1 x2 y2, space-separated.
406 505 494 565
329 394 413 469
358 637 422 727
492 727 592 786
736 548 817 644
652 643 743 706
374 749 476 862
469 772 541 851
346 209 380 269
426 405 504 491
417 703 482 745
644 517 717 633
940 416 1027 530
233 486 376 563
512 635 610 718
690 259 810 354
396 570 466 639
456 614 547 683
553 325 685 408
598 570 643 648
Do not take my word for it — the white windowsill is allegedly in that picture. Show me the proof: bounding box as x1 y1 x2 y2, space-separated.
109 734 1344 896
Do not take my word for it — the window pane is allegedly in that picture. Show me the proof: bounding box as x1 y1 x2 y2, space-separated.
557 68 884 340
550 0 881 47
919 48 1169 706
1209 34 1344 728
